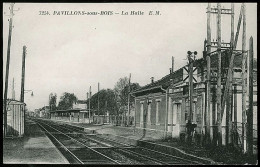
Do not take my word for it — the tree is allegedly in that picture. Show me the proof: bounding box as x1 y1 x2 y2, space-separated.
86 89 118 115
114 77 141 115
57 92 77 110
114 77 129 114
49 93 57 111
122 82 141 106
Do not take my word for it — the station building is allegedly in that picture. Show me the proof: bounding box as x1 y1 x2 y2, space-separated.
132 52 257 144
50 100 92 123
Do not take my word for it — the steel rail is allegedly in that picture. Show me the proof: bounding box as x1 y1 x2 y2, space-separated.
45 119 204 164
37 122 84 164
39 120 165 165
91 134 203 165
35 120 120 164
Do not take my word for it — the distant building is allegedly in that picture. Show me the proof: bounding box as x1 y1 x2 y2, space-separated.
73 100 87 110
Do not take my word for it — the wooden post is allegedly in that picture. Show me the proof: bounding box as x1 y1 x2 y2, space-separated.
134 98 137 134
212 85 217 146
3 3 15 137
234 84 238 145
87 92 89 122
220 4 243 121
127 73 131 126
230 83 233 144
231 3 235 48
89 86 91 124
187 52 194 144
226 84 230 146
205 3 211 146
220 6 243 146
216 3 222 146
247 36 253 155
229 3 235 146
20 46 27 103
172 56 174 72
164 88 168 139
241 3 247 153
98 82 100 116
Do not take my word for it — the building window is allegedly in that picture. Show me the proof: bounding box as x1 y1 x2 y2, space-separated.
147 100 152 124
155 99 161 125
140 103 144 125
156 101 160 124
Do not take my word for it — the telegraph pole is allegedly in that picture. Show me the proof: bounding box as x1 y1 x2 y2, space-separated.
241 3 247 153
98 82 100 116
89 86 91 124
216 3 222 146
20 46 27 102
127 73 131 126
219 4 243 146
227 3 235 146
247 36 253 156
87 92 89 122
172 56 174 72
3 3 15 138
205 3 211 146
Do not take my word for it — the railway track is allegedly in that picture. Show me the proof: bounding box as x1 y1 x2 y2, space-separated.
33 118 207 165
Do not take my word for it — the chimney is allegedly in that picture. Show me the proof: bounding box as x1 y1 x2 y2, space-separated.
151 77 154 83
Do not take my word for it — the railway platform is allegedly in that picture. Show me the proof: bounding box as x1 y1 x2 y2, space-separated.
3 119 69 164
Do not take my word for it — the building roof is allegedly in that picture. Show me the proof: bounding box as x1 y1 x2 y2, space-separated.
50 109 86 113
133 51 257 95
133 67 184 95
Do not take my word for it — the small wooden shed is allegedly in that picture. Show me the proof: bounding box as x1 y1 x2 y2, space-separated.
4 99 26 137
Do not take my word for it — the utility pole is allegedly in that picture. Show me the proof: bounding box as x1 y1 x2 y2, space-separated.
247 36 253 156
205 3 211 146
20 46 27 102
127 73 131 126
98 82 100 116
89 86 91 124
87 92 89 122
3 3 15 138
216 3 222 146
241 3 247 153
172 56 174 72
227 3 235 146
220 4 243 146
234 84 238 145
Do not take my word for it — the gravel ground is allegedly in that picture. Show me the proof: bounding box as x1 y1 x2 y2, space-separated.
50 119 258 165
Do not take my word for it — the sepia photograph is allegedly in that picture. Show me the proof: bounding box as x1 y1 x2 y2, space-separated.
2 2 257 165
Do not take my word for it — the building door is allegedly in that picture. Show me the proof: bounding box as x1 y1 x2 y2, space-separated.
140 103 144 127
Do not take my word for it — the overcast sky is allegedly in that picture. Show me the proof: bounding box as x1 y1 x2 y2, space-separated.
3 3 257 111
